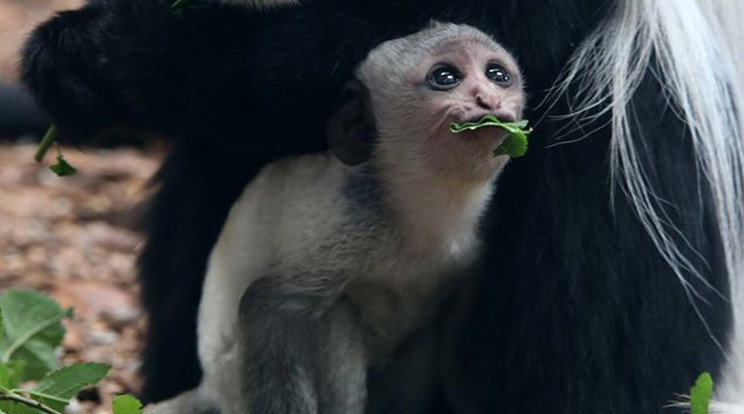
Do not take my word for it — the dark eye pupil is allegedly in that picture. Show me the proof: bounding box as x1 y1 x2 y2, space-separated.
487 64 510 84
428 66 461 89
435 70 457 85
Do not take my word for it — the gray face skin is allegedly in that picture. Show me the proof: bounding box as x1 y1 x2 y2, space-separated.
383 38 524 183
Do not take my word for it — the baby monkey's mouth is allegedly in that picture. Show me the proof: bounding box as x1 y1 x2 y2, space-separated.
455 109 518 125
461 112 515 125
449 115 532 158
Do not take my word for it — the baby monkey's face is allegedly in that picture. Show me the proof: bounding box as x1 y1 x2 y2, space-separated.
392 39 525 182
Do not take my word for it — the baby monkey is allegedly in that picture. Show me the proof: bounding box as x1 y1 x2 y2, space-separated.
148 22 524 414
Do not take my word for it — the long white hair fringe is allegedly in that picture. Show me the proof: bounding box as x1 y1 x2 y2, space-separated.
553 0 744 410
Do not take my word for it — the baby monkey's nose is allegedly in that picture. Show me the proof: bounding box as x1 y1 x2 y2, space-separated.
474 87 509 113
476 94 492 109
476 93 496 110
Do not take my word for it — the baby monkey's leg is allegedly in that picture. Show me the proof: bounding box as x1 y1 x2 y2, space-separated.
318 300 367 414
238 277 366 414
143 386 219 414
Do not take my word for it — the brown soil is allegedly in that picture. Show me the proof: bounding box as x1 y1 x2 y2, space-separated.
0 143 161 413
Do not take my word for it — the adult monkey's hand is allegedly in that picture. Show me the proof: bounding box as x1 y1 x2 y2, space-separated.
21 0 255 145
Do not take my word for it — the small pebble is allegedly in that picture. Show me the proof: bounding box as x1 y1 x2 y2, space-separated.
101 307 140 331
88 330 119 345
64 398 82 414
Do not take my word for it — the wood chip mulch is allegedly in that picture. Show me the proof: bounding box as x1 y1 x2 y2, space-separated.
0 143 162 413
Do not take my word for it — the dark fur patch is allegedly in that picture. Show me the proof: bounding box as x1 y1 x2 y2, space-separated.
238 277 323 413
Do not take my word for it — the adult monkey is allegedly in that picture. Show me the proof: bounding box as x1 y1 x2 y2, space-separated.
21 0 744 412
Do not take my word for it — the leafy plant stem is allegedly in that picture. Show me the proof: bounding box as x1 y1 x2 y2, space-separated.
0 391 62 414
14 390 70 404
34 125 57 163
0 309 70 364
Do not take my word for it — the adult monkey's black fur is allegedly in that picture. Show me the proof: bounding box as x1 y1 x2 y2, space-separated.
20 0 741 413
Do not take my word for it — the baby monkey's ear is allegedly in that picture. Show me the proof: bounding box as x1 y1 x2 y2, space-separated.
327 80 376 166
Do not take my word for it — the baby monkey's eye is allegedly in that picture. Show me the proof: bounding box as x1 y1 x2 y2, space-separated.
486 63 511 85
427 65 461 90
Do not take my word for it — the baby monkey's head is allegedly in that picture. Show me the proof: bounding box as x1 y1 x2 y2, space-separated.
328 22 525 183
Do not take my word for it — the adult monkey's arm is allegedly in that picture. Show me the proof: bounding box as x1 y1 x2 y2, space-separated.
23 0 276 146
20 0 420 152
20 0 602 149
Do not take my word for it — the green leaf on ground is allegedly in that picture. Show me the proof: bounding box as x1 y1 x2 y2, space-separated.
113 395 143 414
0 361 25 390
49 155 77 177
0 399 38 414
0 365 13 390
690 372 713 414
31 363 110 411
0 289 72 380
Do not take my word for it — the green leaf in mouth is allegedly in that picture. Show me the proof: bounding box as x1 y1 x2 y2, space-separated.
449 115 532 158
